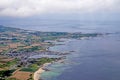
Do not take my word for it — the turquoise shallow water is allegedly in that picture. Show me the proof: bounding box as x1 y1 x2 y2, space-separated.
41 63 67 80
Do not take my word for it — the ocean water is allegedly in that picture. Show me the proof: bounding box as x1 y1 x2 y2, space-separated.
1 20 120 80
47 33 120 80
19 20 120 80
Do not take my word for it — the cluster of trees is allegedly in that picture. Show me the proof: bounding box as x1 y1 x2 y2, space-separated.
0 70 15 79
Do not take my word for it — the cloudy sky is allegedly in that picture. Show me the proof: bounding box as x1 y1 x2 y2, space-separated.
0 0 120 21
0 0 120 17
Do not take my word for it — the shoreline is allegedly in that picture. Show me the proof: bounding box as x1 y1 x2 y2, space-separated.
33 63 51 80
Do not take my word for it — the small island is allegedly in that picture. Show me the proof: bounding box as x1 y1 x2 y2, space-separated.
0 25 102 80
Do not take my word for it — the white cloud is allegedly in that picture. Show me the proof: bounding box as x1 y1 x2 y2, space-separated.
0 0 120 17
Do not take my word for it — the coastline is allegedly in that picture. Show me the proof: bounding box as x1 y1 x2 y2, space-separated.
33 63 51 80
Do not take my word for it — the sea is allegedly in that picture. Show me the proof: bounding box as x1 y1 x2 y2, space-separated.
1 20 120 80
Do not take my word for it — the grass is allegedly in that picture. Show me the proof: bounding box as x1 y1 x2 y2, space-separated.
20 58 55 72
6 78 18 80
17 46 42 53
0 44 7 47
0 59 17 68
20 68 37 72
35 58 54 65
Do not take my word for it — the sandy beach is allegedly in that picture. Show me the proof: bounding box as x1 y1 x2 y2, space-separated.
33 63 51 80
